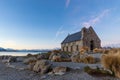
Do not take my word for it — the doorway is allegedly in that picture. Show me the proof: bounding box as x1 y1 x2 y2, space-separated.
90 40 94 51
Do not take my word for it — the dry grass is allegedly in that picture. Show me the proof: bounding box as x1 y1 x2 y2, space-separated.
103 49 110 54
80 55 95 64
85 55 95 63
93 48 103 53
101 48 120 78
72 54 95 64
80 46 89 54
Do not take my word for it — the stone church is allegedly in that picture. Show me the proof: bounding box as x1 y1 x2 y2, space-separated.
61 26 101 52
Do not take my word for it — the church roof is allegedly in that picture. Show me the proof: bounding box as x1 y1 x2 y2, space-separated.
61 31 82 44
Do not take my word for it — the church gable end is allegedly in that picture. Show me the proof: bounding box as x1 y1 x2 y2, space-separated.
82 26 101 51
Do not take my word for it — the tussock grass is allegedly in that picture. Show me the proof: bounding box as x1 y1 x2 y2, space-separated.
101 48 120 78
72 54 95 64
93 48 103 53
80 46 89 55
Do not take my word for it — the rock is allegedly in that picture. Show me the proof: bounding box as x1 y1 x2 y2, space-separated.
40 75 47 79
49 52 58 60
48 71 54 75
16 57 24 62
28 62 36 70
54 72 65 75
33 60 51 74
49 52 71 62
2 60 9 63
51 55 62 62
37 53 49 60
8 57 17 62
71 52 80 62
53 66 68 75
23 57 37 64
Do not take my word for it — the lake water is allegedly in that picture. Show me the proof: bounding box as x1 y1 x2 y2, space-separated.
0 52 42 56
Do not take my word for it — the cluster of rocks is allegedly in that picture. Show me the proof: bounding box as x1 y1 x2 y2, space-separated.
23 52 71 75
0 56 24 63
23 51 97 76
0 51 97 76
27 59 69 75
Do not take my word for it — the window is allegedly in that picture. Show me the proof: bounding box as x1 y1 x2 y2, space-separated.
71 46 73 52
66 46 68 52
76 45 79 51
62 47 64 51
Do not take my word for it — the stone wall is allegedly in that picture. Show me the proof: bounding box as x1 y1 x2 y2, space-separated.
61 40 83 52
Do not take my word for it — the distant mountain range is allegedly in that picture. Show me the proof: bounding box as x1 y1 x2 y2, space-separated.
0 47 55 52
103 43 120 48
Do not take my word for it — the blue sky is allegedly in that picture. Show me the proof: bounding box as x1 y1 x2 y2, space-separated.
0 0 120 49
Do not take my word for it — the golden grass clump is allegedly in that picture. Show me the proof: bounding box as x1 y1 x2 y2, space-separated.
93 48 103 53
101 49 120 78
86 55 95 63
80 55 95 64
103 49 110 54
72 54 95 64
80 46 88 54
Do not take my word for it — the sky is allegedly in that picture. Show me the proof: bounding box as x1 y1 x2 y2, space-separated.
0 0 120 49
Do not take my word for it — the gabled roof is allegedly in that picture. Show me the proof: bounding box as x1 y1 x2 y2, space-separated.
61 31 82 44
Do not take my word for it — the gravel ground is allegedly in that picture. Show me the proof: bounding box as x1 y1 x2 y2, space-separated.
0 53 118 80
0 60 119 80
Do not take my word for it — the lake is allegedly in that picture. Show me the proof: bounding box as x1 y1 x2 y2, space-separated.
0 52 42 56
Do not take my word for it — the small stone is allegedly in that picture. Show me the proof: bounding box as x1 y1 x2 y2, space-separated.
40 75 47 79
54 72 65 75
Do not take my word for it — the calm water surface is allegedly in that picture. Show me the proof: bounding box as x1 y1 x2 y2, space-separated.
0 52 42 56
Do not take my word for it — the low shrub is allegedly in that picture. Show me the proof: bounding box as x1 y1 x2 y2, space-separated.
84 66 112 77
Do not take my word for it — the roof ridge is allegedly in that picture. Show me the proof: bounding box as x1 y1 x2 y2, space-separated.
61 30 81 44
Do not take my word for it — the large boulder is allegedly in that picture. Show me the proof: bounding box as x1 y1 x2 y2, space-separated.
23 57 37 64
37 53 49 60
33 60 51 74
28 62 36 70
51 55 62 62
8 57 17 62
